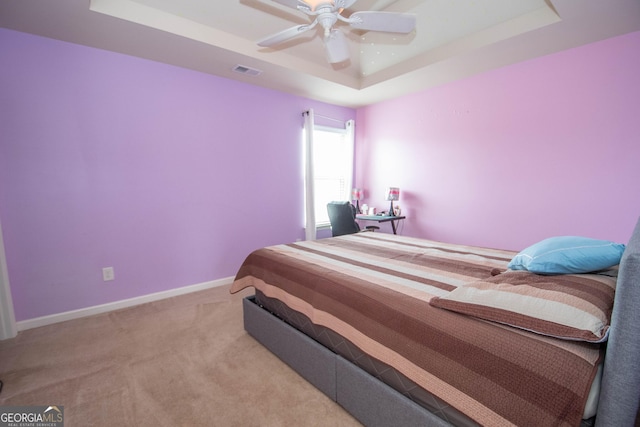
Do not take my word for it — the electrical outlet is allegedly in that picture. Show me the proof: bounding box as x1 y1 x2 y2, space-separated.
102 267 115 282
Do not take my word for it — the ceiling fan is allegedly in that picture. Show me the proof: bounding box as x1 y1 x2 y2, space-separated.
258 0 416 64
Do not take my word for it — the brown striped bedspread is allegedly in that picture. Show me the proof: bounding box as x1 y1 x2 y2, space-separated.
230 233 603 426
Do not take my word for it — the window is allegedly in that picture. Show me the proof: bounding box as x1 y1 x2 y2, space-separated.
307 125 354 227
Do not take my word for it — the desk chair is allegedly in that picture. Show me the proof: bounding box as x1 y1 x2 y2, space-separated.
327 201 379 237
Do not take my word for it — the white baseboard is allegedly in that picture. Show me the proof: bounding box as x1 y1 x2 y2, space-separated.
16 276 234 331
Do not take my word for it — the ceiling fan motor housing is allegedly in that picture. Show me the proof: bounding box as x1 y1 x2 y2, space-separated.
317 8 339 37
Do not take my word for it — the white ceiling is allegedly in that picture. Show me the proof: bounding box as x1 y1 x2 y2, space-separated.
1 0 639 108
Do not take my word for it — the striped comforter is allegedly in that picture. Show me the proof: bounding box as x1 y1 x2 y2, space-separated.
230 233 602 426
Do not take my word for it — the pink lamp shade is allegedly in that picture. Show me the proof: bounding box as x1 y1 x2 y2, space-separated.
385 187 400 201
385 187 400 216
352 188 363 214
351 188 363 200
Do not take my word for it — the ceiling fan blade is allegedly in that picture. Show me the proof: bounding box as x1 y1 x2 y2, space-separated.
324 29 350 64
270 0 311 11
258 24 315 47
349 11 416 33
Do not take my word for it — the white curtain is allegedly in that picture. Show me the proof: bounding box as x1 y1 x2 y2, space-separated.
303 109 316 241
0 219 17 340
345 119 355 204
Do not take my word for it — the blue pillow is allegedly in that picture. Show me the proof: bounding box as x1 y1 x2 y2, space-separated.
508 236 626 274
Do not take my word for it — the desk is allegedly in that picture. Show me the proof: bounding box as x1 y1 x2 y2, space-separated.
356 214 406 235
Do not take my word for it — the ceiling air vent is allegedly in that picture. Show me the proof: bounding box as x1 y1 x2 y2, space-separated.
232 64 262 77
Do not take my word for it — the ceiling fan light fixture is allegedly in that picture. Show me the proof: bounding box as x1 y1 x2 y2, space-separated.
302 0 335 11
324 30 350 63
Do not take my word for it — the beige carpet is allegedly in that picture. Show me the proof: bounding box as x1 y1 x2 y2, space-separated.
0 285 361 426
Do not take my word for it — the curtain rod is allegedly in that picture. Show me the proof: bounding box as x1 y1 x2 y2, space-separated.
302 110 348 125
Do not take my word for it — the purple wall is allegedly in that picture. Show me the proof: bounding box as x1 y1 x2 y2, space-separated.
0 29 354 321
356 31 640 251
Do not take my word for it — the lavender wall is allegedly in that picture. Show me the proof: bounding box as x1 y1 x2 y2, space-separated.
0 29 354 321
356 31 640 251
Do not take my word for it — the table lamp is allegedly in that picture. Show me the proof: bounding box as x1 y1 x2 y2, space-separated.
351 188 363 213
385 187 400 216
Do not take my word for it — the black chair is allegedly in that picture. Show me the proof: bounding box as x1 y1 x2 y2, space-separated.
326 201 379 237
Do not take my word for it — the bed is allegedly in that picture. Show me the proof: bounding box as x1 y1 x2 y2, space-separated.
230 218 640 427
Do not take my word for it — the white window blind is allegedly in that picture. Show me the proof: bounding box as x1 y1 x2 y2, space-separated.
309 124 354 227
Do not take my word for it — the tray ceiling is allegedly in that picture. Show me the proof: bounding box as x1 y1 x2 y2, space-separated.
1 0 639 107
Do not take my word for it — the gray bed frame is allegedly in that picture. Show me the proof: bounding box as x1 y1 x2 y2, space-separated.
242 217 640 426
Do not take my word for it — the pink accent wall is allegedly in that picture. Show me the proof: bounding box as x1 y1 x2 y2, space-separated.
0 29 354 321
356 31 640 250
